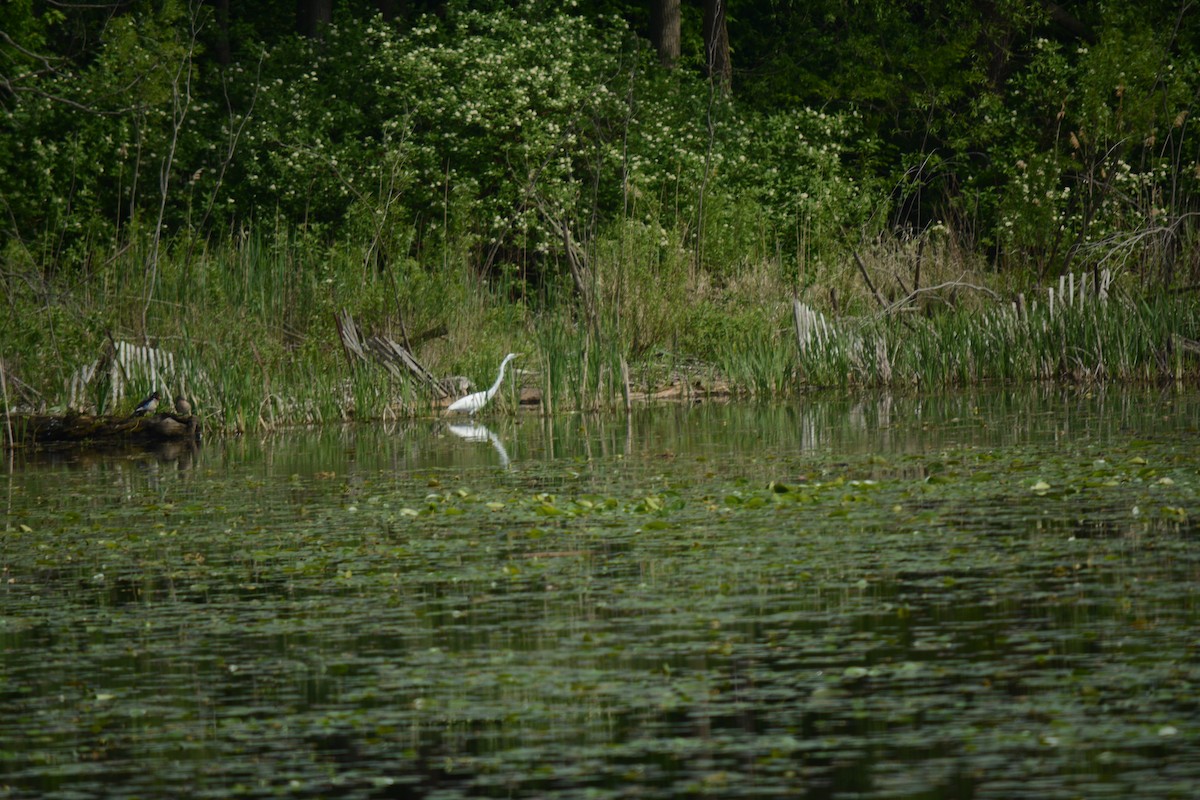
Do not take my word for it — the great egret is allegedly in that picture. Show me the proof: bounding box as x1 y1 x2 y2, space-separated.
175 394 192 416
447 353 521 415
133 390 160 416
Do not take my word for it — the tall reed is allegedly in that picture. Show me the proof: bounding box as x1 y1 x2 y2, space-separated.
7 209 1198 432
788 273 1199 388
533 312 627 414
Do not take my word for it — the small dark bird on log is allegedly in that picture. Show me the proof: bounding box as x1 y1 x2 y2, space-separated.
175 394 192 416
133 391 160 417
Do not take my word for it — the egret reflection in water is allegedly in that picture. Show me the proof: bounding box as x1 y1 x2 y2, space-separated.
447 422 510 467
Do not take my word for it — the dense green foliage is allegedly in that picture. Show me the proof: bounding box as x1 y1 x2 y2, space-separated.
0 1 865 271
1 1 1198 423
737 1 1200 274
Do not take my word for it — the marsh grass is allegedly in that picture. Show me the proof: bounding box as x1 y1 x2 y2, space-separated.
715 317 798 397
783 271 1198 390
534 312 627 414
4 213 1198 433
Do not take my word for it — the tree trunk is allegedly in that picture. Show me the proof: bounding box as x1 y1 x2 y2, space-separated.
649 0 681 69
374 0 401 21
296 0 333 39
211 0 231 65
702 0 731 91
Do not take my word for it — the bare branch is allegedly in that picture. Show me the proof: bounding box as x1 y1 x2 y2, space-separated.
0 29 66 71
852 250 888 309
881 276 1001 317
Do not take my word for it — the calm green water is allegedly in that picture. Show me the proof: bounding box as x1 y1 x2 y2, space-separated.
2 388 1198 799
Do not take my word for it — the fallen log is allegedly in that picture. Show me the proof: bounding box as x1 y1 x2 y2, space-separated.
365 335 448 398
4 412 202 448
334 309 449 399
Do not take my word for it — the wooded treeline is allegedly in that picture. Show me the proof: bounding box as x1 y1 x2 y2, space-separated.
3 0 1197 286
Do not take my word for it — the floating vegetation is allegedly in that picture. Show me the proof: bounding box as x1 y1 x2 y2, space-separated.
2 389 1199 798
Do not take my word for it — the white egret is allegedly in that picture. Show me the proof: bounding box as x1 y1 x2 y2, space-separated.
447 353 521 415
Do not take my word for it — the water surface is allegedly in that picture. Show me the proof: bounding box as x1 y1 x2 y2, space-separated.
2 388 1198 798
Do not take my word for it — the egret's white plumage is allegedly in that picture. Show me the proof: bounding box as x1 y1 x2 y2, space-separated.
447 353 521 415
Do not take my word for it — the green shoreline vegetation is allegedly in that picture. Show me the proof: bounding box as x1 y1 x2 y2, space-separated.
2 1 1199 432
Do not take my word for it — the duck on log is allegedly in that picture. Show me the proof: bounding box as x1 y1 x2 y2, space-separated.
4 411 202 447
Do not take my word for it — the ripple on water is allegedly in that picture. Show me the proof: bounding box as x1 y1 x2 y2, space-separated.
3 390 1200 799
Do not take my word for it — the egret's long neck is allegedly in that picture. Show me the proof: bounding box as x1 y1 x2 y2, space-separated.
486 357 511 400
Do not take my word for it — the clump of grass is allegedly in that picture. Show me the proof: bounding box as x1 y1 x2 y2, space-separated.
789 269 1200 388
715 315 799 397
533 311 627 414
